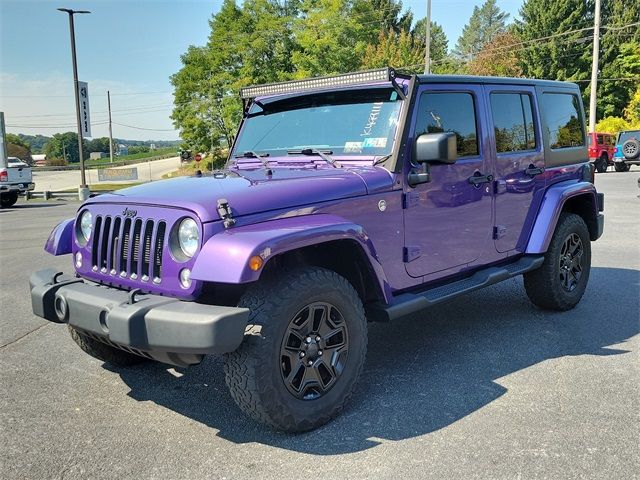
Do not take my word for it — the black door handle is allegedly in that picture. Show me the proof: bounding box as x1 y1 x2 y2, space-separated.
468 173 494 186
525 165 545 176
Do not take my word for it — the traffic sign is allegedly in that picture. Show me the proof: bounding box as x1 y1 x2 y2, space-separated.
195 153 202 162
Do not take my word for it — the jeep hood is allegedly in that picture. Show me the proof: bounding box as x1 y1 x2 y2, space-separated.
87 166 394 222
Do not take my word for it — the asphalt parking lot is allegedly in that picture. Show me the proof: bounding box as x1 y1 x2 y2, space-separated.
1 171 638 479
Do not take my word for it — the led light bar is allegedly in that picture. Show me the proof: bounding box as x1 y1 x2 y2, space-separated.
239 68 397 99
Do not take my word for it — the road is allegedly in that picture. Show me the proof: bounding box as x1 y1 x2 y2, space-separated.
1 172 638 479
31 156 182 191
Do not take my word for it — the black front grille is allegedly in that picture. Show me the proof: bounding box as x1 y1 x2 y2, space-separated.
92 215 166 283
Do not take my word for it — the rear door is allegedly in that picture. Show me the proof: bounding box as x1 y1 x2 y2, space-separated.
485 85 545 253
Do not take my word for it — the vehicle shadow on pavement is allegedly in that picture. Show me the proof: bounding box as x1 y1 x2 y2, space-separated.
109 266 639 455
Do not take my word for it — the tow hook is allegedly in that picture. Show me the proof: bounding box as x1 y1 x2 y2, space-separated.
217 198 236 229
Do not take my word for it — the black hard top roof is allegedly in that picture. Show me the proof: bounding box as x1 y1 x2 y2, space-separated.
416 74 578 89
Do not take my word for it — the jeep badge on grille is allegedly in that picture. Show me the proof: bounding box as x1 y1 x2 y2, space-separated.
122 208 138 218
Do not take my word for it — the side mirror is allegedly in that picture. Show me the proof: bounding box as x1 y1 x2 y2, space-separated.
414 132 457 164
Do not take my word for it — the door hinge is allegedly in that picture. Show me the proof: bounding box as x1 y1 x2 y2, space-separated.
493 225 507 240
403 246 421 262
402 191 420 209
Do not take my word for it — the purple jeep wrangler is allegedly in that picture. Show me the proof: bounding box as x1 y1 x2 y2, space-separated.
31 69 604 432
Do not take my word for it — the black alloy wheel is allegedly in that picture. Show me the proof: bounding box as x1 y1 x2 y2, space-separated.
280 301 349 401
558 233 584 292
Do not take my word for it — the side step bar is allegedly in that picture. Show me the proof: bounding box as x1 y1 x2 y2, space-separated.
368 255 544 322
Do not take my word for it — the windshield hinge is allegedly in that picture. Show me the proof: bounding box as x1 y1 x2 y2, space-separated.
217 198 236 229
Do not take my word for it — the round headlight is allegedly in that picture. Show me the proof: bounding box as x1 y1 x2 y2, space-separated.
178 218 199 258
77 210 92 244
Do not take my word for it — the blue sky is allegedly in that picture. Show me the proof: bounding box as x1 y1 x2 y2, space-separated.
0 0 522 140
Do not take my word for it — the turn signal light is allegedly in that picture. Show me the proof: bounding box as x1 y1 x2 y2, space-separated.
248 255 264 271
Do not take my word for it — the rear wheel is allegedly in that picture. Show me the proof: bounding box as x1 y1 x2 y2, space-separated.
596 155 608 173
524 213 591 311
68 326 148 367
224 267 367 432
0 192 18 208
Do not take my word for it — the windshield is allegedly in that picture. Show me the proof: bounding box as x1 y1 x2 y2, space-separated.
233 87 402 158
617 131 640 144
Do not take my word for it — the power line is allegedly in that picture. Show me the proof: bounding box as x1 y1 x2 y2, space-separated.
112 121 176 132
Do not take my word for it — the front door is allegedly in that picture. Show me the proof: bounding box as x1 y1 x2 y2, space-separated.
485 85 545 253
403 85 493 278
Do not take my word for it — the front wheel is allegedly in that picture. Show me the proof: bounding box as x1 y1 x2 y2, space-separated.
614 162 630 172
224 267 367 432
524 213 591 311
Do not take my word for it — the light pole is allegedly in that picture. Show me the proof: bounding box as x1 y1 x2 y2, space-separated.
58 7 91 200
588 0 601 133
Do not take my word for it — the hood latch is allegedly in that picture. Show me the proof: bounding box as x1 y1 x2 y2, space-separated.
217 198 236 229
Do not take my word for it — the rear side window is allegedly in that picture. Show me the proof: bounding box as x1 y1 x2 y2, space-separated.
415 92 479 157
542 93 585 149
490 93 537 153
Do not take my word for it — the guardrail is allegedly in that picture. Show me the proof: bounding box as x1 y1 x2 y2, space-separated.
34 153 176 172
25 190 113 200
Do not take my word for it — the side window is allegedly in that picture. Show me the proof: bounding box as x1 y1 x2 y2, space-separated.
490 93 537 153
542 93 585 149
415 92 479 157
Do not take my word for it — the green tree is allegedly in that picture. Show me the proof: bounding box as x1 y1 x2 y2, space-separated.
85 137 112 153
292 0 367 77
361 30 424 72
596 0 640 118
467 30 523 77
455 0 510 58
44 132 85 163
412 19 448 65
6 133 33 165
351 0 413 44
171 0 295 151
516 0 591 81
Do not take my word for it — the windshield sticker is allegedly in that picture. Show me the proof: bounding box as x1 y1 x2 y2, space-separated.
344 141 363 153
361 102 384 137
390 91 398 101
362 137 387 148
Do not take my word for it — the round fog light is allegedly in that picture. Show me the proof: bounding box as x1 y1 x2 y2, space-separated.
179 268 192 289
75 252 82 268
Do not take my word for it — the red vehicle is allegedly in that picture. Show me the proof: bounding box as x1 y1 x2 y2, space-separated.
588 132 616 173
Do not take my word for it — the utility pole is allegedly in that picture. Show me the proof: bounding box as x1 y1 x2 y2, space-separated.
424 0 432 74
58 7 91 200
588 0 601 133
62 141 67 163
107 90 114 163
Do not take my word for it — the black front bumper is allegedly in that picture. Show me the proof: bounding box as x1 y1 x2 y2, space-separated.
30 269 249 366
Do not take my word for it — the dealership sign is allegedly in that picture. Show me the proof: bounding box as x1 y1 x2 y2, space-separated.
97 167 138 182
78 81 91 137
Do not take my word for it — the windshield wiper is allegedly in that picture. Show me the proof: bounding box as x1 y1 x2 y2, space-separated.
287 148 340 168
235 151 270 168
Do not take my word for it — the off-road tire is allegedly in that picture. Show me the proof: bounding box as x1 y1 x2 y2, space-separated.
622 138 640 160
0 192 18 208
595 155 608 173
614 162 630 172
68 325 148 366
224 267 367 432
524 213 591 311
